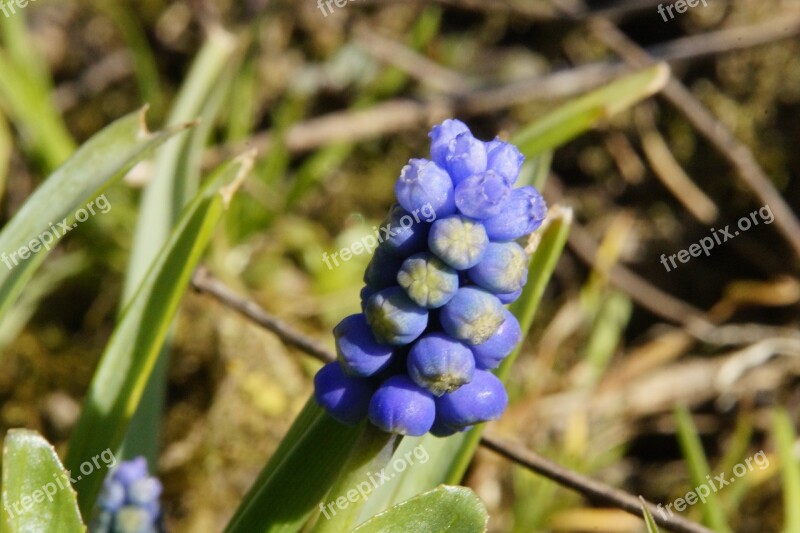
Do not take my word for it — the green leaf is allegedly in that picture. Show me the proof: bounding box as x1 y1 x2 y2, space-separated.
773 408 800 532
351 485 487 533
674 406 731 533
1 429 85 533
65 152 255 516
224 402 363 533
120 27 241 465
512 64 670 158
640 496 660 533
311 427 398 533
0 107 192 324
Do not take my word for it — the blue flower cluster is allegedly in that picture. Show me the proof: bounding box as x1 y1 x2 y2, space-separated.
92 457 163 533
314 119 546 437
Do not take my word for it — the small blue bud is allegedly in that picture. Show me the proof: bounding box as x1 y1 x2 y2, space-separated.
454 171 511 219
381 204 430 257
486 138 524 185
440 287 505 344
334 314 395 376
363 245 404 289
467 241 528 294
314 362 375 425
429 119 470 167
445 132 487 185
364 286 429 345
397 252 459 308
98 479 126 512
496 288 522 304
481 186 546 241
428 215 488 270
395 159 456 217
368 375 436 436
407 333 475 395
112 457 148 487
470 310 522 369
436 369 508 428
128 478 162 519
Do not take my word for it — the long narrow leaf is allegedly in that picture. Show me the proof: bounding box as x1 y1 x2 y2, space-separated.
0 107 192 323
65 152 254 516
773 408 800 532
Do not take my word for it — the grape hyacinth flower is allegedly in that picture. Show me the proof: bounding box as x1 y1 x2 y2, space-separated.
334 313 394 376
428 215 488 270
396 252 459 308
468 241 529 294
92 457 162 533
440 287 506 345
313 118 547 436
364 286 429 345
407 333 475 395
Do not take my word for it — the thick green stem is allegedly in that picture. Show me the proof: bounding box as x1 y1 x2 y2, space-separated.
312 426 400 533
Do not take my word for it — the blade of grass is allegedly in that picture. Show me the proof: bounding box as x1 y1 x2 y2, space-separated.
674 406 731 532
65 152 254 517
772 408 800 532
0 107 192 324
513 64 669 158
641 496 661 533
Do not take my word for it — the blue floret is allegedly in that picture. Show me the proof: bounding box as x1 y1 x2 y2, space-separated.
364 286 429 345
407 333 475 395
334 314 395 376
314 362 375 425
368 375 436 436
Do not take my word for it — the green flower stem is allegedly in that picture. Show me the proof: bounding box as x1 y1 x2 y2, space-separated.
312 425 399 533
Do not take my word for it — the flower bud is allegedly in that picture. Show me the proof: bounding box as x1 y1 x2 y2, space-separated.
407 333 475 395
467 241 528 294
381 204 430 257
440 287 505 344
436 370 508 428
115 507 155 533
334 314 395 376
397 252 459 308
481 186 547 241
444 132 487 185
314 362 375 425
395 159 456 218
429 119 470 167
486 138 524 185
364 286 429 345
428 215 488 270
368 375 436 436
454 171 511 220
470 310 522 369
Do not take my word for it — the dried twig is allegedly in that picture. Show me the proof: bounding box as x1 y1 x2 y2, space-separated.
190 266 335 364
480 433 714 533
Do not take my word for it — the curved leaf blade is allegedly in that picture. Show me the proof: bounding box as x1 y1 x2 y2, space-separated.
65 152 254 516
0 107 192 323
351 485 487 533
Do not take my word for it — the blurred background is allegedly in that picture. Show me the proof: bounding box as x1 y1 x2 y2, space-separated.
0 0 799 531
